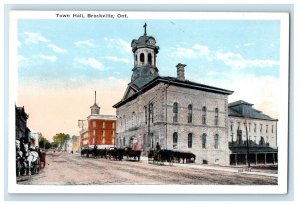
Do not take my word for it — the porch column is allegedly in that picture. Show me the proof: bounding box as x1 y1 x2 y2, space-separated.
235 154 237 166
264 153 267 164
255 153 257 165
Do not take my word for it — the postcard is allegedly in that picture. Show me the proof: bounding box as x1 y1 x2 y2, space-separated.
8 11 289 194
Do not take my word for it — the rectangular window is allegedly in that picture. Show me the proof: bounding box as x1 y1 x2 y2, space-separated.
202 135 207 149
93 121 96 128
260 124 262 133
173 133 178 149
102 130 105 144
188 133 192 148
173 103 178 123
214 108 219 125
202 106 207 125
112 122 115 129
188 105 193 123
214 135 219 149
103 121 106 128
93 130 96 137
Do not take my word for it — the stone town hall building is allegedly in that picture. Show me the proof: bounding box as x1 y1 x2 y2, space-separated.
113 25 278 166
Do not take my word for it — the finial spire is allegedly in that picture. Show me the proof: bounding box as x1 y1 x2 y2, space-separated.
94 90 96 104
143 22 147 35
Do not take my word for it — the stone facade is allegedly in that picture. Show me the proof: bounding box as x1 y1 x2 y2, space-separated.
116 81 232 165
113 25 277 166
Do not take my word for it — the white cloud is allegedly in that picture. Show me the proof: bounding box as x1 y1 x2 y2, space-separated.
74 39 96 47
215 50 279 69
104 37 131 53
74 57 104 70
24 32 50 44
270 43 275 48
47 44 67 53
170 43 211 60
18 55 30 67
205 73 279 118
104 56 130 64
243 43 255 47
37 54 57 62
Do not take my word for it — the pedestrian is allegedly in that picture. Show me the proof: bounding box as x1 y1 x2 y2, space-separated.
156 142 161 151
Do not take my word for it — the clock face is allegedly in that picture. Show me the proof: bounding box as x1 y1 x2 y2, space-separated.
148 39 155 45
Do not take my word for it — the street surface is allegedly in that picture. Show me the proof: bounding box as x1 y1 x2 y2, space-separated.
18 152 277 185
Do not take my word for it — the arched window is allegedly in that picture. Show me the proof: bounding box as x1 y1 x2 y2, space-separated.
214 108 219 125
140 53 145 64
173 132 178 149
132 112 135 127
188 104 193 123
214 134 219 149
149 103 154 123
144 106 147 124
188 133 193 148
148 53 152 65
202 106 207 125
173 102 178 123
202 134 207 149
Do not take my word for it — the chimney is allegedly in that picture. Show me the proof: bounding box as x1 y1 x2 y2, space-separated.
176 63 186 81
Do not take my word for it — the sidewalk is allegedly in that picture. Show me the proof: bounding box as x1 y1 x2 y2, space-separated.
142 157 278 177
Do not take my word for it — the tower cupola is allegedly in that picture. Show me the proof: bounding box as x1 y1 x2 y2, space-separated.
130 23 160 88
90 91 100 115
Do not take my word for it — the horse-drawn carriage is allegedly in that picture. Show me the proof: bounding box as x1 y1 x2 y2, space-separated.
80 146 141 161
148 149 196 165
16 141 46 177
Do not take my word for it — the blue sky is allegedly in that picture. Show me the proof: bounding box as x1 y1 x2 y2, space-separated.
17 19 281 139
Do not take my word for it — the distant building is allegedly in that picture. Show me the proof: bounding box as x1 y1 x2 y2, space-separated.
79 91 117 149
15 105 30 144
228 100 278 165
30 132 39 148
72 135 80 153
66 137 73 153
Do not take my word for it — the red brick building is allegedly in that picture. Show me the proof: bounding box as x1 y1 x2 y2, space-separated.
79 91 116 149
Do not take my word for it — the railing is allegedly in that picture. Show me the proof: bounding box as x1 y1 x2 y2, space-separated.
229 140 270 148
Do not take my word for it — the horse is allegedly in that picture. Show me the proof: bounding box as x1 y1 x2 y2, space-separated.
124 147 141 161
16 140 25 176
23 144 40 175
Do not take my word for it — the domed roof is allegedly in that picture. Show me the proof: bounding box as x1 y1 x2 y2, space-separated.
131 23 159 52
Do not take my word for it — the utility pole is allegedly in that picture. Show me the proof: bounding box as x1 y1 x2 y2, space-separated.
78 120 85 149
245 118 251 169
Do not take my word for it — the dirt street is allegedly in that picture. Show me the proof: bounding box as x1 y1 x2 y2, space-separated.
17 152 277 185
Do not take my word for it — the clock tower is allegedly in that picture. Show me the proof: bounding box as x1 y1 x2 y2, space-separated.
130 23 159 89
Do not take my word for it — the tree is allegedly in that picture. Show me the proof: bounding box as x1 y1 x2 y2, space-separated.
38 133 51 150
53 133 70 149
